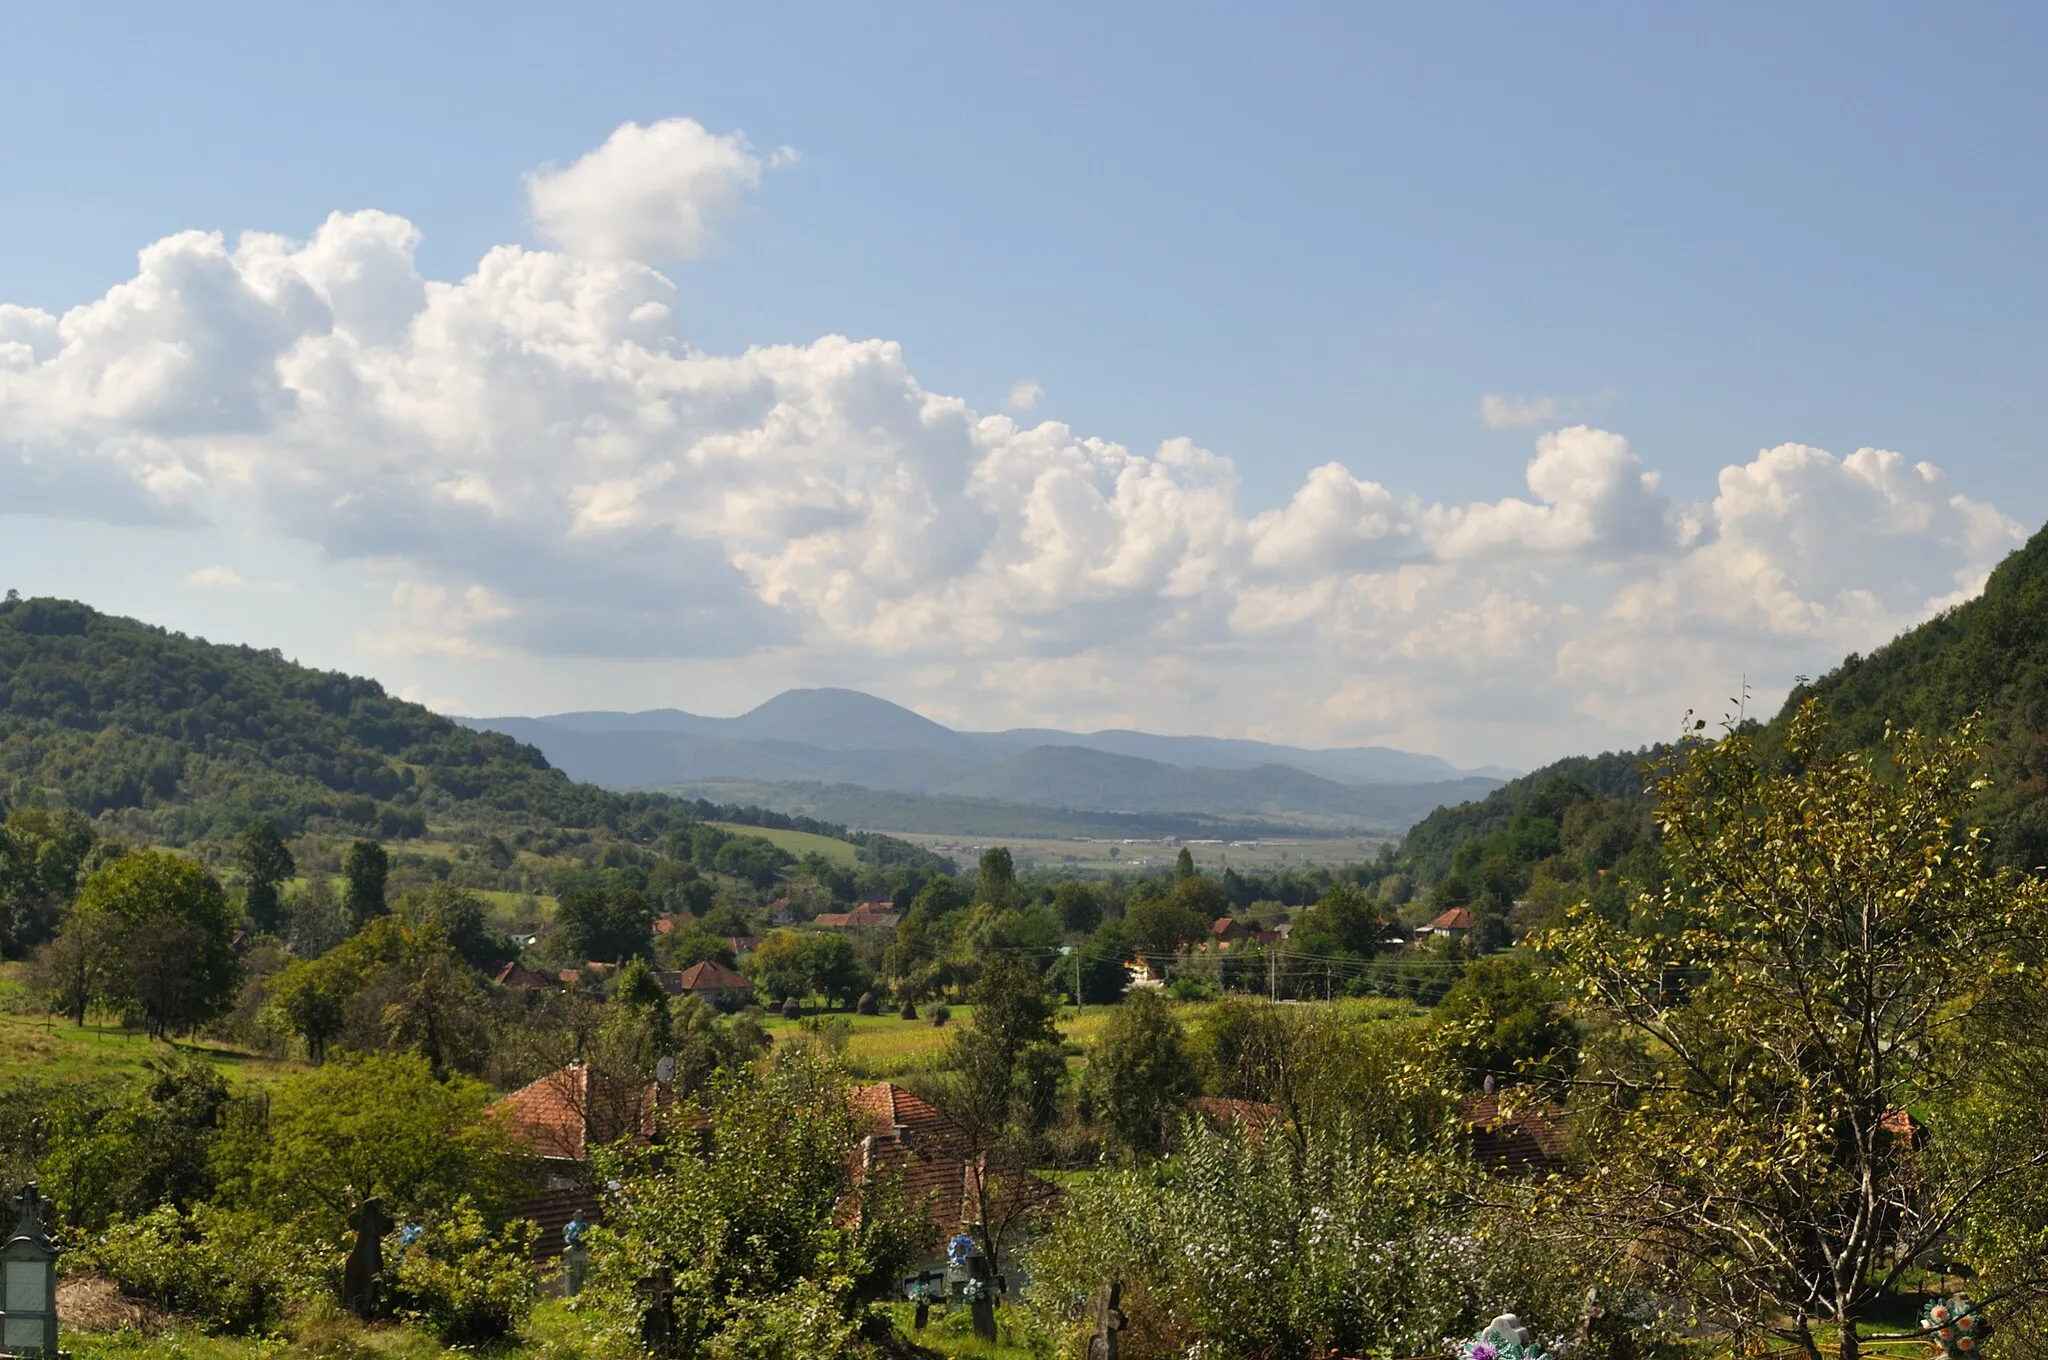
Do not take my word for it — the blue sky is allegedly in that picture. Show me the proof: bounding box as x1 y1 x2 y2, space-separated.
1 4 2042 765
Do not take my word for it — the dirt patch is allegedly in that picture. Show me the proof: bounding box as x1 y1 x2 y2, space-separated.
56 1274 166 1333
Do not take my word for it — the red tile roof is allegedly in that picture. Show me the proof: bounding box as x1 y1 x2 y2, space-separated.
1462 1093 1569 1175
495 1064 657 1161
847 1083 1056 1237
672 960 753 993
1425 907 1475 931
491 962 553 989
1190 1096 1285 1131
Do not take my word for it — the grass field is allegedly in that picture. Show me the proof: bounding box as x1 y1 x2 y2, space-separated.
757 1003 1122 1080
0 1011 297 1087
709 821 860 867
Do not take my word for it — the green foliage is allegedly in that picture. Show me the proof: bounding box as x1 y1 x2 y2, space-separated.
976 845 1016 906
1023 1119 1535 1359
236 819 295 935
1053 881 1102 933
63 848 241 1036
342 840 389 925
0 805 94 957
1189 996 1447 1150
1073 919 1133 1004
213 1051 517 1243
38 1055 231 1231
1124 884 1211 957
556 883 654 964
265 917 488 1071
1080 989 1198 1158
1431 952 1577 1088
752 931 865 1006
83 1203 326 1333
581 1053 923 1360
396 882 504 972
1289 881 1387 958
1534 703 2048 1356
388 1199 541 1346
1779 520 2048 869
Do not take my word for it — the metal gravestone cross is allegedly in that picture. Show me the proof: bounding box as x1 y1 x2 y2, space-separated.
1086 1281 1126 1360
965 1253 998 1343
343 1198 394 1320
1 1184 59 1358
639 1268 677 1358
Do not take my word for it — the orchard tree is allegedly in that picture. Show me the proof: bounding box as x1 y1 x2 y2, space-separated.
63 849 241 1037
1081 988 1198 1158
1535 704 2048 1360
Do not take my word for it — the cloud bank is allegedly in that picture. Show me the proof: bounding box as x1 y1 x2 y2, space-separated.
0 120 2024 762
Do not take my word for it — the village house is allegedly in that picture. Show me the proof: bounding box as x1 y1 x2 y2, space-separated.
490 961 554 990
658 959 755 1009
1419 906 1474 940
811 901 903 930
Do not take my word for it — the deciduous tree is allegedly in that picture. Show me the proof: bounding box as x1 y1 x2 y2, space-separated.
1535 704 2048 1360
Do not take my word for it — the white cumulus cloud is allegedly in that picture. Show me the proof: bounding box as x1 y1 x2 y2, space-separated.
526 118 776 263
0 118 2027 764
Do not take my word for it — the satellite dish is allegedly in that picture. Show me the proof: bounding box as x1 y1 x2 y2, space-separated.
1483 1074 1497 1096
655 1056 677 1086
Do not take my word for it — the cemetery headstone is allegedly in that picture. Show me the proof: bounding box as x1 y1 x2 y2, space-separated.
639 1268 677 1357
966 1253 997 1342
343 1198 394 1320
1086 1280 1126 1360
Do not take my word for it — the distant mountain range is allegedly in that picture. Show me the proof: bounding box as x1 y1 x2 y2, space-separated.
460 689 1512 834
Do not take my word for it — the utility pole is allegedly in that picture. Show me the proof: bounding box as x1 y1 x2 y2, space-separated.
1269 945 1277 1003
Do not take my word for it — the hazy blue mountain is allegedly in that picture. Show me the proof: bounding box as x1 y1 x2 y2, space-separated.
969 726 1507 784
461 687 1508 832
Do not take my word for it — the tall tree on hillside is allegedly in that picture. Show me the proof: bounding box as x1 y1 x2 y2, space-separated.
556 884 655 965
341 840 389 927
63 849 241 1038
237 818 296 934
1535 704 2048 1360
977 845 1017 908
941 951 1064 1273
0 806 95 959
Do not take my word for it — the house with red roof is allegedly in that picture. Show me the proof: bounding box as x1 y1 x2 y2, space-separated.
848 1082 1057 1275
811 902 903 931
659 959 755 1009
1420 907 1474 939
490 961 554 990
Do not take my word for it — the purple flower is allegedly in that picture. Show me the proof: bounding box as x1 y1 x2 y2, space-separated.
1469 1344 1500 1360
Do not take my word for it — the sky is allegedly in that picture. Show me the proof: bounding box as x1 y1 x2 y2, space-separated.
2 4 2044 769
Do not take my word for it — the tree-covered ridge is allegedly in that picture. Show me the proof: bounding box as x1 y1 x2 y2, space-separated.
0 595 582 829
1774 519 2048 868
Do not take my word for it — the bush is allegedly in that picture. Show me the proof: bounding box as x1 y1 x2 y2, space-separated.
85 1204 324 1333
930 1003 951 1027
387 1199 540 1345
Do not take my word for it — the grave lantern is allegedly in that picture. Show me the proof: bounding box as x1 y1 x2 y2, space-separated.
1 1183 58 1358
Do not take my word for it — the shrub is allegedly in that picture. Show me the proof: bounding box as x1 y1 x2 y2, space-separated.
387 1199 540 1345
85 1204 324 1333
930 1003 951 1027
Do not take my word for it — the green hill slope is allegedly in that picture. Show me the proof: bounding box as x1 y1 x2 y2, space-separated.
0 596 694 848
1774 520 2048 867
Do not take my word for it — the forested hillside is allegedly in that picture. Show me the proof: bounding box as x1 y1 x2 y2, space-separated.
1773 519 2048 868
1387 520 2048 918
0 594 682 846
